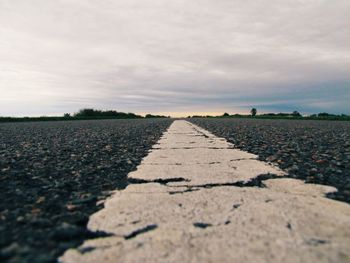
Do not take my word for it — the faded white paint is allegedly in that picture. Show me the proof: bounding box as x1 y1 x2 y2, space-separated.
128 121 285 186
60 120 350 263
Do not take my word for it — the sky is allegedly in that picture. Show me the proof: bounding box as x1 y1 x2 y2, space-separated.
0 0 349 117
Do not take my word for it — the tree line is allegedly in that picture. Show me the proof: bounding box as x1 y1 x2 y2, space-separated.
0 108 169 122
188 108 350 121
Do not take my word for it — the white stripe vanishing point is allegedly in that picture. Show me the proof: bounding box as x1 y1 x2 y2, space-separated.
60 120 350 263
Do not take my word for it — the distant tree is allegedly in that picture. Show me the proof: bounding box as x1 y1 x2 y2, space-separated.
63 113 71 118
276 113 289 116
75 108 96 117
318 112 330 117
145 114 168 118
74 108 142 118
291 111 301 117
222 112 230 117
250 108 257 117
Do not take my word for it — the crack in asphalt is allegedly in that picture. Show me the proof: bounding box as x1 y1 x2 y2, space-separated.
168 188 200 195
124 224 158 240
128 173 282 189
193 222 212 229
154 147 232 150
77 224 160 254
127 177 189 185
187 123 210 138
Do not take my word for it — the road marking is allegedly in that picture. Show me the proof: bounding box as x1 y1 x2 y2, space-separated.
60 120 350 263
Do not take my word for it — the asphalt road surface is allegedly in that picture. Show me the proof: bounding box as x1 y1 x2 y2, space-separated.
189 118 350 203
1 118 350 262
60 120 350 263
0 119 173 263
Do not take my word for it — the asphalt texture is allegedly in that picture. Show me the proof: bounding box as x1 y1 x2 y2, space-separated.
0 119 173 263
189 118 350 203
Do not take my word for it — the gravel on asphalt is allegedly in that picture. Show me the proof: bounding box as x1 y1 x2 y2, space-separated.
189 118 350 203
0 119 172 263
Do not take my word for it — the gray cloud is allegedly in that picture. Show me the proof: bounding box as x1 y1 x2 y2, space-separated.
0 0 349 116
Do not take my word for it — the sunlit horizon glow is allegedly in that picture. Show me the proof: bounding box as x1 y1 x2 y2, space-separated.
1 0 349 116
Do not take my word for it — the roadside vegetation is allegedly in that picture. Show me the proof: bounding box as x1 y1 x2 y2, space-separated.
1 108 349 122
188 109 350 121
0 108 169 122
145 114 171 118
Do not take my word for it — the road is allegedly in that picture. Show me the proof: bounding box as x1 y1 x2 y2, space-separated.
0 119 172 263
60 120 350 263
190 118 350 203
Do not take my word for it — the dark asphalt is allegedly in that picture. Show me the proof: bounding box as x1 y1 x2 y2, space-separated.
0 119 173 263
189 118 350 203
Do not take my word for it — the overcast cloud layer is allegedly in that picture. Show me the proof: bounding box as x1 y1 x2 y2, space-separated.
0 0 349 116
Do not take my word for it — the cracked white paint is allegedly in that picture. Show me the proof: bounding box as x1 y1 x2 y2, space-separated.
128 120 285 186
60 120 350 263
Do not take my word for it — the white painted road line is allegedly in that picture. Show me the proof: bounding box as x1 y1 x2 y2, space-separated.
128 120 285 186
60 120 350 263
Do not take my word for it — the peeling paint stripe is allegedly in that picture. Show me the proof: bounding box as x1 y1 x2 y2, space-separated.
60 120 350 263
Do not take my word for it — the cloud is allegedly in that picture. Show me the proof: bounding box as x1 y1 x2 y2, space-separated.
0 0 349 116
